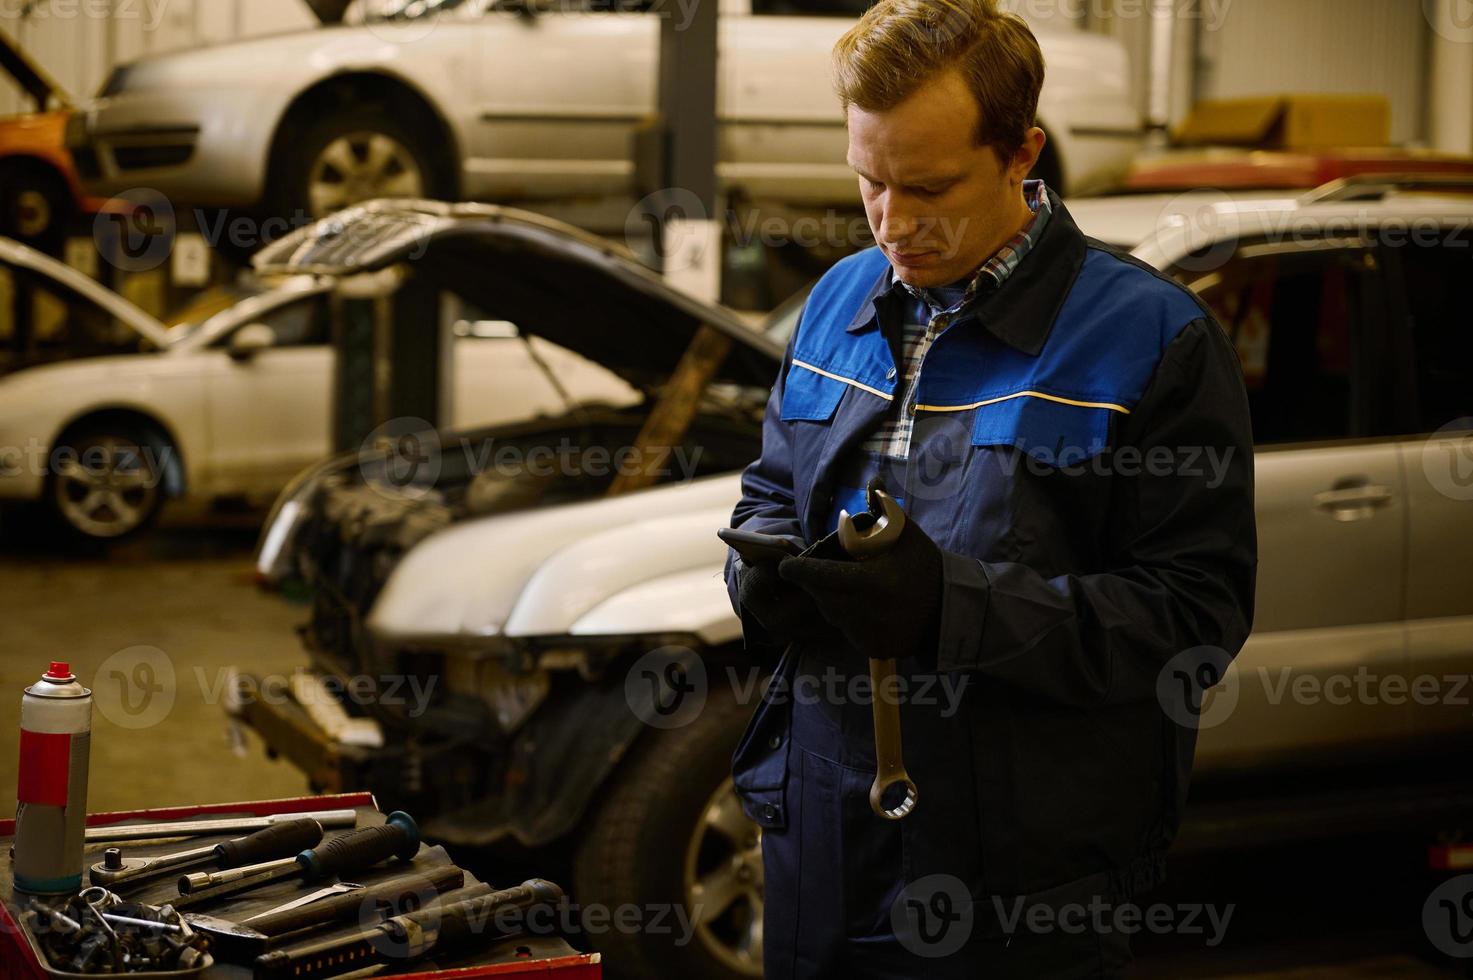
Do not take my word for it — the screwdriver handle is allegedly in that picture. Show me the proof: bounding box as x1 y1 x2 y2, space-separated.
297 811 419 882
214 819 323 869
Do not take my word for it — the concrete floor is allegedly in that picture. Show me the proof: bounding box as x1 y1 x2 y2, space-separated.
0 519 310 817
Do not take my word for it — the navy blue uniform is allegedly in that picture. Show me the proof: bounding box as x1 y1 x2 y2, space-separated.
724 187 1257 977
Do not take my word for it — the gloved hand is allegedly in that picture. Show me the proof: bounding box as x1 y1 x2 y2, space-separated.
736 558 838 645
777 519 944 663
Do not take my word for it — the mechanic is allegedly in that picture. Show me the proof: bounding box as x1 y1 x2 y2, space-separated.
722 1 1258 976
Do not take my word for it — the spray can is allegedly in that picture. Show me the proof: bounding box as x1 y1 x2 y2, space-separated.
14 661 92 894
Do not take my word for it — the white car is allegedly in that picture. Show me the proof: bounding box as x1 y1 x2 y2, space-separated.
245 175 1473 978
0 227 638 540
65 0 1140 222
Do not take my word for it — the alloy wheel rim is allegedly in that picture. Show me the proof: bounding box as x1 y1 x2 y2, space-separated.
307 132 425 217
54 437 157 538
684 775 765 976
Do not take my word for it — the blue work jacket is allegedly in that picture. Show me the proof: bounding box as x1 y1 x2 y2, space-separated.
723 187 1258 906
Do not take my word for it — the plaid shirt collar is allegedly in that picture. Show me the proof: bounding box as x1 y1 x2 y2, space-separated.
890 178 1052 318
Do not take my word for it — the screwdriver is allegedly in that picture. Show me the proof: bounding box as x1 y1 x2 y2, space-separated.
176 811 420 898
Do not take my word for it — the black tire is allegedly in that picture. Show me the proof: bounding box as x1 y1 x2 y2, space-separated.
573 682 764 980
0 162 74 254
272 107 452 222
44 424 168 544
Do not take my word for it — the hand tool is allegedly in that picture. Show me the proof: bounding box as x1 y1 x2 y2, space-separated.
84 807 357 843
89 817 326 889
178 810 419 896
836 482 920 821
162 810 422 913
181 865 464 958
252 878 565 980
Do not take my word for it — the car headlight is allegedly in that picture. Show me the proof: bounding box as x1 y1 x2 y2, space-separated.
254 451 362 584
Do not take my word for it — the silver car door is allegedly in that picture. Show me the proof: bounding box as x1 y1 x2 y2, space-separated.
1176 236 1410 773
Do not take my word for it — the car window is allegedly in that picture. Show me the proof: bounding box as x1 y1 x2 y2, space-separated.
215 296 330 349
1179 244 1368 446
1391 236 1473 433
0 262 148 364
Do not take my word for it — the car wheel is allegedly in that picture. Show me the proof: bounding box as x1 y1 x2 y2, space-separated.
573 683 763 980
282 109 448 220
0 163 74 254
45 426 166 542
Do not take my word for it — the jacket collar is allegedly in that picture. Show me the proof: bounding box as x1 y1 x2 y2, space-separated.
843 186 1088 357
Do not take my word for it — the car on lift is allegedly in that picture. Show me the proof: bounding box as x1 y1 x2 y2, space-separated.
64 0 1139 226
244 175 1473 978
0 218 639 541
0 27 105 251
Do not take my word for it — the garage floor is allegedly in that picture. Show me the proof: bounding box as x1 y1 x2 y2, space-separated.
0 514 309 818
0 517 1465 978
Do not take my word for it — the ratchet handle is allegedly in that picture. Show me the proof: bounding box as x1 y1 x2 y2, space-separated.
298 811 420 882
215 819 323 869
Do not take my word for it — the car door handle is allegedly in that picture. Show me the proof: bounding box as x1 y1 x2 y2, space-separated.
1312 484 1393 522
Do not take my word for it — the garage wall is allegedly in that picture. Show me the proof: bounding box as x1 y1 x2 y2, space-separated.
1 0 315 113
1195 0 1428 145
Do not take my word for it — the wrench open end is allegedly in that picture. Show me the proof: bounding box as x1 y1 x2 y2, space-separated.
837 487 906 560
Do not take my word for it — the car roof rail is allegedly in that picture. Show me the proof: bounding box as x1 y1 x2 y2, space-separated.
1302 172 1473 204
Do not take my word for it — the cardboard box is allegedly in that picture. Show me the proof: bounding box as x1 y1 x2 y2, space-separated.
1173 95 1391 150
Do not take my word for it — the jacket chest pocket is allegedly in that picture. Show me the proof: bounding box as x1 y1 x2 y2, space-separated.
779 362 847 422
969 393 1115 466
967 393 1120 568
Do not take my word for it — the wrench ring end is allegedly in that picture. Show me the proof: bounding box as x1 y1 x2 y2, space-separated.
869 775 919 821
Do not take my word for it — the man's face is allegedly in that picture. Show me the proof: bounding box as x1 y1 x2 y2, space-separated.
846 69 1042 289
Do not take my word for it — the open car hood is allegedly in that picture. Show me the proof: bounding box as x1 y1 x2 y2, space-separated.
252 199 783 392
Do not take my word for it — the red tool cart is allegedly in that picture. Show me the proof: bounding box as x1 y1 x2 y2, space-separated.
1 793 601 979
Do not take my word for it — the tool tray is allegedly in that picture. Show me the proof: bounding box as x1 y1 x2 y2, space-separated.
2 793 600 979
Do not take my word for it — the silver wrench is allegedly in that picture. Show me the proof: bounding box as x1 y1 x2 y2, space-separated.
86 809 357 843
837 484 920 821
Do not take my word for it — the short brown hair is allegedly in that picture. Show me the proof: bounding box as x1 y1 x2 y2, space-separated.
832 0 1045 163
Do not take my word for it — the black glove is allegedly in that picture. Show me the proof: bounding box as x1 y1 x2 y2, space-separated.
736 558 838 645
777 519 944 663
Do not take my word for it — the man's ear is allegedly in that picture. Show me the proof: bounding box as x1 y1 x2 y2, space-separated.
1008 127 1048 185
